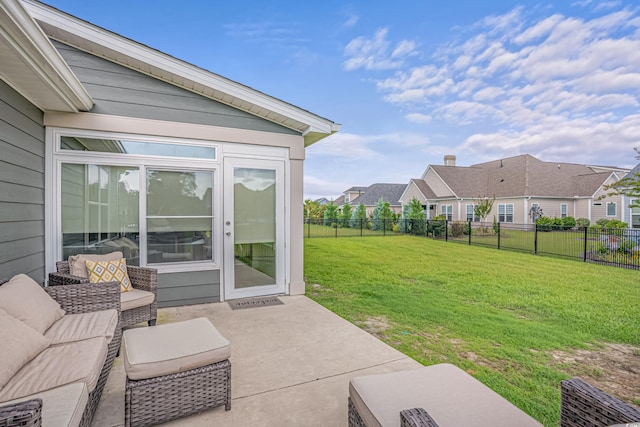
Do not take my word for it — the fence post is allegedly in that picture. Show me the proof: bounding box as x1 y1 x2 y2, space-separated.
307 218 310 238
383 219 386 236
360 219 363 237
468 220 472 245
534 223 538 255
497 221 501 249
335 222 338 238
583 226 587 262
445 220 448 242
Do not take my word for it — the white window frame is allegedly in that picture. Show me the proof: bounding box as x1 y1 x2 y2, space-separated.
498 203 514 223
466 204 480 222
606 202 617 217
560 203 568 218
441 204 453 221
47 128 221 274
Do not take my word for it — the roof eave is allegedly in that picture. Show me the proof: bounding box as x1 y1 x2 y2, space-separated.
24 0 339 139
1 0 93 112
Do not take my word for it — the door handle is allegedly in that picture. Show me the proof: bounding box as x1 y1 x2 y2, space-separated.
225 231 231 236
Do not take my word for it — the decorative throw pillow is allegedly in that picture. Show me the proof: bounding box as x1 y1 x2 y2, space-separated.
84 258 132 292
0 274 65 334
0 308 50 389
68 251 124 278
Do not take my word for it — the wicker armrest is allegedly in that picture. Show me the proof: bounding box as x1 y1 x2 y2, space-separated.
45 280 121 315
561 378 640 427
400 408 440 427
48 271 89 286
0 398 42 427
126 265 158 294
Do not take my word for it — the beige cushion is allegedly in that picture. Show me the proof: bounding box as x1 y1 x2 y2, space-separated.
68 251 123 278
120 288 155 311
0 274 65 334
84 258 132 292
349 363 542 427
123 317 230 380
45 309 118 345
0 309 50 389
0 337 108 401
0 382 88 427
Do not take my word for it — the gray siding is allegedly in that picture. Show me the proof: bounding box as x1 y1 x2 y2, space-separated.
0 80 46 284
52 41 299 136
157 270 221 307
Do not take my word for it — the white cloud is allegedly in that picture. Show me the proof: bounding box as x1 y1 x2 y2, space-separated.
343 14 358 28
406 113 432 123
343 28 418 71
305 132 378 158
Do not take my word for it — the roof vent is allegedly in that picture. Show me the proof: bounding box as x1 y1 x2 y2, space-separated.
444 155 456 166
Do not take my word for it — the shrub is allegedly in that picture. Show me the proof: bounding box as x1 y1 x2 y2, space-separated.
576 217 590 227
596 218 610 227
428 215 447 237
449 221 466 237
606 220 629 229
562 216 576 230
536 216 554 232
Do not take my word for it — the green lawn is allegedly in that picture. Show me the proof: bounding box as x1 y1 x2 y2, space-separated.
303 235 639 426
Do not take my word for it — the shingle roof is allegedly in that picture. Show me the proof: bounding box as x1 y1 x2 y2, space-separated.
625 163 640 179
409 179 438 199
351 183 406 207
422 154 617 199
346 186 368 192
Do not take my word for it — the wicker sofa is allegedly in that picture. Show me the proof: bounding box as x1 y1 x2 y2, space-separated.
0 274 121 427
50 251 158 329
348 364 640 427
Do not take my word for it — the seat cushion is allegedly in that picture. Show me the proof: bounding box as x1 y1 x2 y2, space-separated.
68 251 123 278
0 309 50 389
0 337 108 401
123 317 230 380
349 363 542 427
0 274 65 334
120 288 155 311
45 309 118 345
84 258 132 292
0 382 88 427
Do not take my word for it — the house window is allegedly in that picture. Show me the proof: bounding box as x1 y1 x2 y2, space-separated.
606 202 616 217
560 204 567 218
466 204 479 222
57 133 217 269
498 203 514 223
441 204 452 221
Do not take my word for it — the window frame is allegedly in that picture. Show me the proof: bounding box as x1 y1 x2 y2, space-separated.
560 203 568 218
466 203 480 222
498 203 514 223
441 204 453 221
606 202 617 217
50 128 221 273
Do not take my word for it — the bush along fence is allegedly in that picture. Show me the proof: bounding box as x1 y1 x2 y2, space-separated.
304 218 640 270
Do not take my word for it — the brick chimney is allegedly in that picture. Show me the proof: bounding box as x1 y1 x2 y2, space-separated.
444 155 456 166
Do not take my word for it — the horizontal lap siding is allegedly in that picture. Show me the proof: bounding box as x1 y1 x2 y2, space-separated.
0 80 45 283
52 41 298 135
157 270 221 307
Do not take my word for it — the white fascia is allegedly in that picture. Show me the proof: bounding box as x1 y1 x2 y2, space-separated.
2 0 92 111
24 0 339 139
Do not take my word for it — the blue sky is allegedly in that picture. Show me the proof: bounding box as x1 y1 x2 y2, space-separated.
43 0 640 200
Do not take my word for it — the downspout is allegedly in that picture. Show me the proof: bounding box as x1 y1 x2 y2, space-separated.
524 196 531 224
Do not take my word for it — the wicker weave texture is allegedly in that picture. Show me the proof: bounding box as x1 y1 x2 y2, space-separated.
348 398 367 427
0 399 42 427
52 260 157 328
561 378 640 427
125 359 231 427
401 408 440 427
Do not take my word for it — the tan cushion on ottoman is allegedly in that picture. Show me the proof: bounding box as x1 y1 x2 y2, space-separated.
123 318 230 380
349 363 542 427
1 382 88 427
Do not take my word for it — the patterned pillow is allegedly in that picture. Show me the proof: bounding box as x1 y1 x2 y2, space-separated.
84 258 132 292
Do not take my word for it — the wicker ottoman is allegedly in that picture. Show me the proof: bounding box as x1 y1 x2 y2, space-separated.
122 318 231 427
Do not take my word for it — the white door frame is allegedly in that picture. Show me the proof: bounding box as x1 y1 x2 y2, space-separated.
223 156 286 300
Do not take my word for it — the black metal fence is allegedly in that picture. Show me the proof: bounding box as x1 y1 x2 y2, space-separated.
304 218 640 270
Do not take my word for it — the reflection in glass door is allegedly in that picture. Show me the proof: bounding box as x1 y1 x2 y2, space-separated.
224 158 285 299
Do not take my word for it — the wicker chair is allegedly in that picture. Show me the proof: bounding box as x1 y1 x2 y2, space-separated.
0 279 122 427
50 260 158 329
349 377 640 427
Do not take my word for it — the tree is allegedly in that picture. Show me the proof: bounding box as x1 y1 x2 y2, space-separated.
351 203 368 228
303 199 324 220
401 197 426 235
339 202 353 227
323 202 338 226
371 197 393 231
473 195 495 223
601 148 640 208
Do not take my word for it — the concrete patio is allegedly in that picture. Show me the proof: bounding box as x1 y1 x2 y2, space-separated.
93 295 422 426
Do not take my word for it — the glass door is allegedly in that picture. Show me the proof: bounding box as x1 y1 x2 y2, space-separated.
223 157 285 299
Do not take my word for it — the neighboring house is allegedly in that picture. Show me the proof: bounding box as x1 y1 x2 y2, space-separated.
620 163 640 228
400 155 629 225
0 0 339 305
343 186 367 204
348 183 406 216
